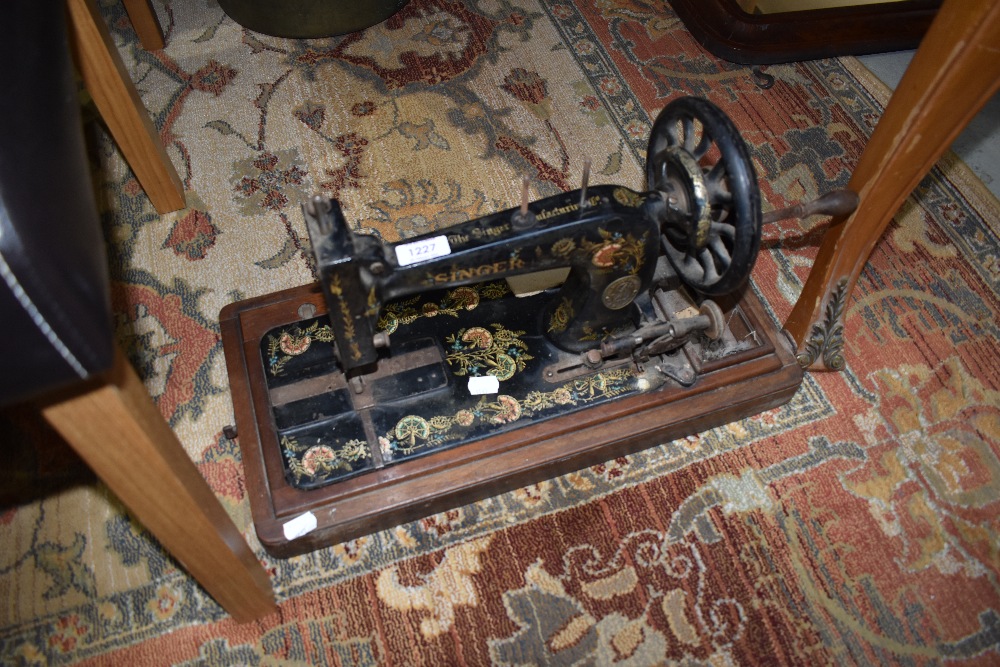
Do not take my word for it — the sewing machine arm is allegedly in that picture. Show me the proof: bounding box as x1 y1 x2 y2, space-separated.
304 186 667 374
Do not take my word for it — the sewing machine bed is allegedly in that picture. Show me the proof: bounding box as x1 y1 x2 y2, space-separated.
221 279 802 557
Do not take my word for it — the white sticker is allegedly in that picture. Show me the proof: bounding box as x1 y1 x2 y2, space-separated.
395 235 451 266
468 375 500 395
282 511 317 540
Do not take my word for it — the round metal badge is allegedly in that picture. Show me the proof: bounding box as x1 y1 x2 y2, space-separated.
601 275 642 310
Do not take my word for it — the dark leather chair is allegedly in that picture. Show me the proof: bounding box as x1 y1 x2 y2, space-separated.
0 2 273 622
1 4 114 406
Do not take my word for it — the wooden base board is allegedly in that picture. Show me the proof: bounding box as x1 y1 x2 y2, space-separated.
221 282 803 557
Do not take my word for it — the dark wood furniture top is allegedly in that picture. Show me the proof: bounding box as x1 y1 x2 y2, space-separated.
668 0 942 64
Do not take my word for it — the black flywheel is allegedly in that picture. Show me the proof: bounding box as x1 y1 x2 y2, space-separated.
646 97 762 295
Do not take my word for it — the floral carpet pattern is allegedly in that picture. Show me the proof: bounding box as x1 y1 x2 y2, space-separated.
2 0 999 664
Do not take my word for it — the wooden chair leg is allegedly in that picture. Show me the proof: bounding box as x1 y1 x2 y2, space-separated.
39 349 276 623
784 0 1000 371
66 0 185 214
122 0 165 51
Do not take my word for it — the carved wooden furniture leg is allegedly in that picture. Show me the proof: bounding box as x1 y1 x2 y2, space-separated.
66 0 185 214
784 0 1000 371
122 0 166 51
39 349 276 623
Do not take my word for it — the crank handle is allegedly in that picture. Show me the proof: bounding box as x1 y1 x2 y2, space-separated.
762 188 859 225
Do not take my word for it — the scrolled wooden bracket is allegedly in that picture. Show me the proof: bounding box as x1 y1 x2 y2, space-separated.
795 277 848 371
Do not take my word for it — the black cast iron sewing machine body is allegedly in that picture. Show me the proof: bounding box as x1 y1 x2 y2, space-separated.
306 186 706 379
220 97 854 556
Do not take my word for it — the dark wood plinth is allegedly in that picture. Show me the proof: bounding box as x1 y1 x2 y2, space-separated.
221 281 803 557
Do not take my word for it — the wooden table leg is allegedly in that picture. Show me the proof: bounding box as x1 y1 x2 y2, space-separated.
39 349 276 623
784 0 1000 371
66 0 185 214
122 0 166 51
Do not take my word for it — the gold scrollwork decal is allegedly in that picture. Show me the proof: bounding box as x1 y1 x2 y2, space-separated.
378 368 637 456
329 275 363 361
281 435 370 484
613 187 645 208
378 281 510 333
265 320 335 376
581 229 649 275
548 296 575 333
444 324 533 381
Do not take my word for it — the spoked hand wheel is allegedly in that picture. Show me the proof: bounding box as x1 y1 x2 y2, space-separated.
646 97 762 295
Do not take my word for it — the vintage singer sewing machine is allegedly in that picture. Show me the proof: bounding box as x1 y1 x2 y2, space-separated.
221 97 855 556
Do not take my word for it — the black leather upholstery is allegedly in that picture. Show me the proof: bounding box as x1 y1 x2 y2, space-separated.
0 2 114 406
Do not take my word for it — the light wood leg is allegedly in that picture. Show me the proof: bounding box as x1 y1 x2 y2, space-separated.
66 0 185 214
122 0 165 51
785 0 1000 370
39 349 276 623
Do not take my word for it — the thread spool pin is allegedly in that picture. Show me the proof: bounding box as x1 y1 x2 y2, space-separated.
512 175 537 229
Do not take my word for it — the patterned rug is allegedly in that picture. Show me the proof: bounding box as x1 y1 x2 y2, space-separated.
2 0 999 664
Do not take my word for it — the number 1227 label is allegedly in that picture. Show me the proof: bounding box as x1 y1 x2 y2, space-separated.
395 235 452 266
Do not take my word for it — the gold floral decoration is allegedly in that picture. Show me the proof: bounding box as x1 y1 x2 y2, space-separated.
265 320 335 376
